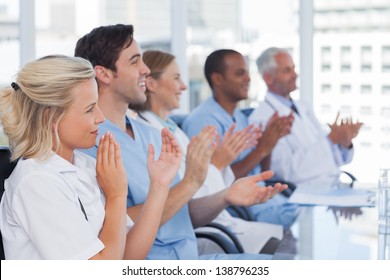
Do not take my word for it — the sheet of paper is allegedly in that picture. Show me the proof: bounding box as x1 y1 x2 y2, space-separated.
288 186 376 207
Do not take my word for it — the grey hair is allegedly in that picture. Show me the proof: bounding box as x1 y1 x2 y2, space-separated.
256 47 290 75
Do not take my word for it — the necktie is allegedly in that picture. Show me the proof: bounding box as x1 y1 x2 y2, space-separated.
290 102 300 116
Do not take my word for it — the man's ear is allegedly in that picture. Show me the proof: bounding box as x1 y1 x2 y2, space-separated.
210 72 223 86
262 72 273 86
94 65 112 85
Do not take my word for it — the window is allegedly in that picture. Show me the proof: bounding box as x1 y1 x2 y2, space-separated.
382 46 390 62
360 141 372 148
322 64 331 72
381 142 390 150
340 105 352 115
314 0 390 185
340 46 351 63
381 125 390 134
340 84 351 94
321 46 331 62
189 80 202 111
361 85 372 94
341 64 351 72
361 64 371 72
381 107 390 118
382 46 390 72
0 0 19 145
321 46 331 72
360 125 372 132
321 84 331 93
340 46 351 72
361 46 372 63
382 85 390 95
0 1 20 85
321 104 332 114
360 106 373 115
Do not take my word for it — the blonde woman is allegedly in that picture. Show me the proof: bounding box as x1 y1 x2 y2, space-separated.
0 55 181 259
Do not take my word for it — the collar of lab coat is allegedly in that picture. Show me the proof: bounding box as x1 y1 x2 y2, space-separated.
40 151 94 186
137 110 190 154
137 111 164 130
265 91 296 116
38 152 78 172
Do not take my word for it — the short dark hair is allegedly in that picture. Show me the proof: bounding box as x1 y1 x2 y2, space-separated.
74 24 134 72
204 49 241 89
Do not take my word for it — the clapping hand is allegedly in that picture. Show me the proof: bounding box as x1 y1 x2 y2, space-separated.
224 170 288 206
329 113 363 148
147 127 182 190
211 123 262 170
256 112 294 158
183 126 218 188
96 132 128 199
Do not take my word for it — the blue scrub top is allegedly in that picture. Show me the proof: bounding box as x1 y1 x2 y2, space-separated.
81 117 198 260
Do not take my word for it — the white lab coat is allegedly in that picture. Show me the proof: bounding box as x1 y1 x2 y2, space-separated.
0 151 133 259
249 92 353 185
135 110 283 254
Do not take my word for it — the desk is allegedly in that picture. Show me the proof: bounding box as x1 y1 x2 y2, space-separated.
274 181 378 260
295 206 377 259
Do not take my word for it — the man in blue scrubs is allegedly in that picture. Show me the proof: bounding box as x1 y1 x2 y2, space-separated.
75 25 282 259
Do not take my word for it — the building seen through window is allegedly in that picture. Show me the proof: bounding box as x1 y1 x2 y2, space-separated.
1 0 390 183
314 0 390 183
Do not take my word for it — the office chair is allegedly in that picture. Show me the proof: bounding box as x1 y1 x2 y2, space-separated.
340 170 357 187
201 222 244 252
0 146 17 260
169 114 187 129
198 220 281 255
226 205 254 221
265 179 297 198
195 222 244 254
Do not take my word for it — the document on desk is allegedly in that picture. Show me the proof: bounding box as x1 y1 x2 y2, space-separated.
288 186 376 207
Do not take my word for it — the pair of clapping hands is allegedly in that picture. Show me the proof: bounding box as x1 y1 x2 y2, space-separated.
183 122 288 207
328 113 363 148
212 112 294 170
95 123 289 209
94 130 181 200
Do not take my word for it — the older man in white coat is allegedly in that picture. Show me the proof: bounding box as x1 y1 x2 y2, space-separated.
249 47 362 185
